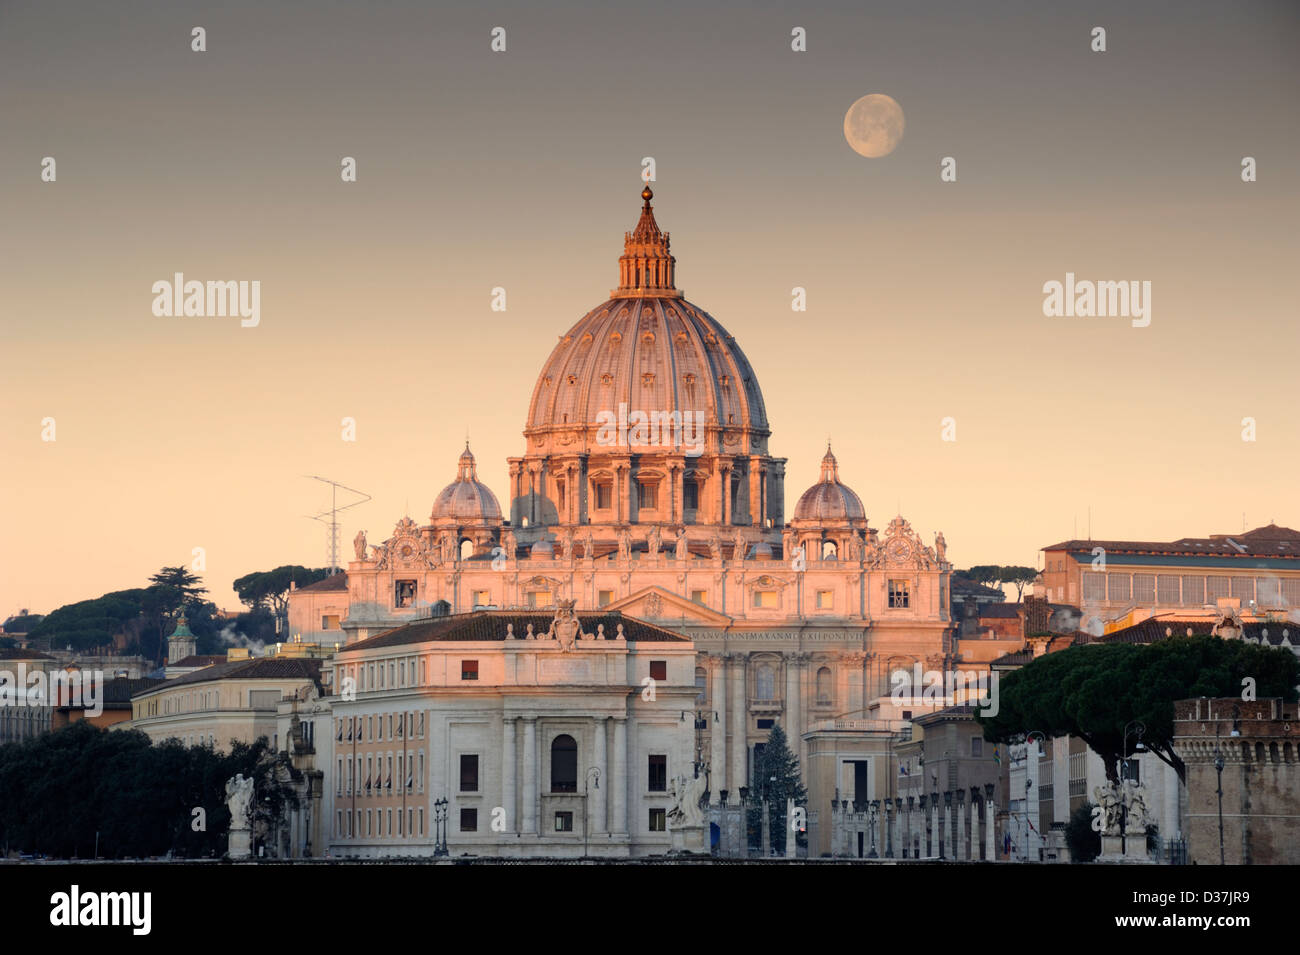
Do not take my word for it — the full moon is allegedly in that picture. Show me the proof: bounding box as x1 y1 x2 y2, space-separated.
843 93 905 158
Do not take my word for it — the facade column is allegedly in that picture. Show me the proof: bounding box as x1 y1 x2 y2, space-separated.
502 718 517 834
930 796 939 858
984 785 997 860
712 656 727 798
956 790 967 860
721 464 732 525
612 717 628 837
522 719 538 835
785 654 803 772
970 790 980 860
592 717 607 835
730 655 747 791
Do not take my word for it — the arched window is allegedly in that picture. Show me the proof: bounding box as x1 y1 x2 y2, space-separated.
460 539 474 561
551 735 578 792
822 540 838 560
816 666 832 703
695 667 707 703
755 664 776 700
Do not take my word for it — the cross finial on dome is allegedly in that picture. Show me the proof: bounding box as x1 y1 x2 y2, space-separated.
820 442 840 483
615 183 678 297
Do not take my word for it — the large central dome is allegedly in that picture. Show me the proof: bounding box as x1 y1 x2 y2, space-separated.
525 186 770 456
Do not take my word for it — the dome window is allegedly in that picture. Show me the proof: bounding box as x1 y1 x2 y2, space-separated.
822 540 838 560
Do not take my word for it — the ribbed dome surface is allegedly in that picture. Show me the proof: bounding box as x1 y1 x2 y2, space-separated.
525 296 769 439
793 446 865 522
431 445 502 523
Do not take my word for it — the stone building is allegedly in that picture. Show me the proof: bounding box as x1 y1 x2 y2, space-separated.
1175 696 1300 865
289 184 961 856
322 606 697 858
124 656 322 750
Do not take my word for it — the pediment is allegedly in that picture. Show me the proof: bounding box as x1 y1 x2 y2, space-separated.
605 586 732 626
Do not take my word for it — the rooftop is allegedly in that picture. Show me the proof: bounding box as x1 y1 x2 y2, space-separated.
341 610 690 654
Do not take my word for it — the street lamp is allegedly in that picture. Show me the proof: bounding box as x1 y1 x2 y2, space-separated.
1121 720 1146 855
582 767 601 858
868 800 880 858
1213 744 1226 865
433 798 449 857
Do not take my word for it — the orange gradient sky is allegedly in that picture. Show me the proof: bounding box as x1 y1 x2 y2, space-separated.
2 0 1297 613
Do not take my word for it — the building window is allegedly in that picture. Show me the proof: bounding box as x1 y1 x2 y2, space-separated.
526 591 553 609
472 590 491 607
753 590 777 609
594 482 612 510
638 481 658 510
756 718 774 730
460 808 477 832
971 737 983 757
888 579 910 609
460 754 479 792
649 808 666 832
648 754 667 792
650 660 667 681
598 589 614 607
821 540 837 560
551 734 578 793
461 660 479 681
816 666 832 703
683 481 698 511
695 667 707 703
691 589 706 605
395 579 417 608
816 590 833 610
1120 758 1140 785
555 811 574 832
755 664 776 700
322 614 340 630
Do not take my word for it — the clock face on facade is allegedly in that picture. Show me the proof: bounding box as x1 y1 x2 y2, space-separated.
886 538 911 563
398 542 416 560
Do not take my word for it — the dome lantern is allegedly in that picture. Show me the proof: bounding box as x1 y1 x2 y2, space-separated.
615 183 679 297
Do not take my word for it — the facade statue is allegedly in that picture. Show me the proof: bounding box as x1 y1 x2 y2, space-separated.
934 531 947 562
733 530 748 562
560 529 574 561
667 772 708 828
707 535 722 561
646 525 662 559
674 527 689 562
225 773 255 828
582 527 595 561
501 528 517 561
617 528 632 562
548 599 583 652
353 530 367 561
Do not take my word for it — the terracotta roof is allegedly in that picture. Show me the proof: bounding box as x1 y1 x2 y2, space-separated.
1100 618 1296 648
170 655 226 669
342 610 689 654
142 657 322 694
979 603 1022 619
950 577 1006 599
1043 524 1300 559
990 650 1033 668
57 677 165 709
0 648 55 661
296 573 348 594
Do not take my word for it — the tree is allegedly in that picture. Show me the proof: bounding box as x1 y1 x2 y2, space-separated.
959 565 1038 601
977 635 1299 784
27 590 147 651
232 566 330 618
1065 802 1101 862
747 723 807 854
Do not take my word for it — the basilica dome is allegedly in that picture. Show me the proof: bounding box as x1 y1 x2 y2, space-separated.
431 444 503 525
524 186 770 456
792 445 866 523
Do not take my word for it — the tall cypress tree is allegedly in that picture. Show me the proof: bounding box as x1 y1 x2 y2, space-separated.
747 723 808 854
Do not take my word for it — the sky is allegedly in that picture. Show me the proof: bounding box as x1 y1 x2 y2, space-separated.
2 0 1297 613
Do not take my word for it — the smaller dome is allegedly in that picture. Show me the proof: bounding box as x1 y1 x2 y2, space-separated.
530 540 555 560
431 443 503 524
792 443 866 523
